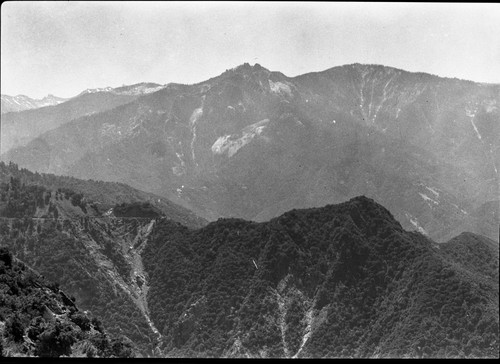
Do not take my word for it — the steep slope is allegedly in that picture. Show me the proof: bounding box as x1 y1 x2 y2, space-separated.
2 63 498 241
0 247 136 357
0 214 162 356
0 163 206 355
142 196 499 358
1 94 68 114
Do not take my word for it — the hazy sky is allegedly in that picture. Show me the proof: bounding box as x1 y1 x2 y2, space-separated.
2 1 500 98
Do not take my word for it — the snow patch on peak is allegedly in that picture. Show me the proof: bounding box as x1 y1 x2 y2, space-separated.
1 93 67 113
117 84 166 96
80 87 114 95
77 84 166 97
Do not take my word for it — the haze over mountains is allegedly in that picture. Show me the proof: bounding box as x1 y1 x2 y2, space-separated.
2 63 498 242
0 83 166 154
1 94 68 114
0 58 498 356
1 83 166 115
2 0 499 357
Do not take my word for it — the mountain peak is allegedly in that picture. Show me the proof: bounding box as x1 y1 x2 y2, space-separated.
234 62 267 72
342 195 403 231
78 86 114 96
1 93 68 114
345 195 387 211
222 63 273 78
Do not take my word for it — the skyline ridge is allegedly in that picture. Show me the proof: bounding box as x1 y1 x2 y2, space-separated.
3 62 499 101
2 2 499 98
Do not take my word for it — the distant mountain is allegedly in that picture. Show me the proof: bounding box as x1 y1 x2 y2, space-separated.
0 161 206 227
78 83 166 97
1 94 68 114
141 196 498 357
2 63 498 242
0 83 166 155
0 247 136 357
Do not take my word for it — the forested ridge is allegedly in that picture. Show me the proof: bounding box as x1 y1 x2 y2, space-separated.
0 247 136 357
0 162 174 355
0 161 206 227
143 196 498 358
0 160 497 358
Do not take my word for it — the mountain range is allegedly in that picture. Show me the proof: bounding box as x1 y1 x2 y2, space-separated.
1 94 68 114
0 63 498 357
2 63 498 242
0 83 166 155
0 163 497 357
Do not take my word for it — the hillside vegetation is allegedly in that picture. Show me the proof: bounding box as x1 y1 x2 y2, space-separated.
0 161 206 227
3 64 498 242
0 247 135 357
143 196 498 358
0 161 497 358
0 162 207 355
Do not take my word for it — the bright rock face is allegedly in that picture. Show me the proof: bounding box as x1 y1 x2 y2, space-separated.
211 119 269 157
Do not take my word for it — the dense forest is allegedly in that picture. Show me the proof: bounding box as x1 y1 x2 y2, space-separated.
0 161 206 227
143 196 499 358
0 247 135 357
113 202 163 218
0 164 164 355
0 160 497 358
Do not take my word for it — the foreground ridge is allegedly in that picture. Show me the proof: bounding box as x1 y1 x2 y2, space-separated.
141 197 498 358
0 247 136 357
